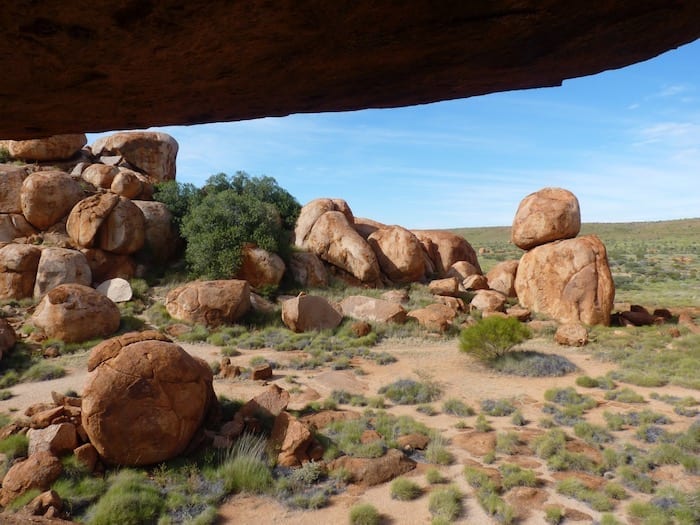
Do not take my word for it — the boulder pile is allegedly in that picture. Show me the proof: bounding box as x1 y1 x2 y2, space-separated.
0 132 179 307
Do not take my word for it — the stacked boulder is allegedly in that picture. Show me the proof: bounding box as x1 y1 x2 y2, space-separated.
512 188 614 331
0 132 180 339
292 197 482 288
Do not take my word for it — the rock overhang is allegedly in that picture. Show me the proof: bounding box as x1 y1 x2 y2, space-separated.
1 1 700 138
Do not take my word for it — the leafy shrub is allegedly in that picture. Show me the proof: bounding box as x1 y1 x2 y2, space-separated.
378 377 442 405
604 388 646 404
495 431 521 455
176 172 300 279
425 468 445 484
499 463 537 490
556 477 614 511
544 506 564 524
573 421 614 446
575 375 599 388
459 316 531 362
475 414 493 432
21 361 66 382
510 410 526 426
349 503 381 525
390 477 422 500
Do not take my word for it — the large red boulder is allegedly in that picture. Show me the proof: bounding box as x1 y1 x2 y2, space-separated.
514 235 614 325
91 131 178 182
412 229 481 276
20 171 84 230
31 283 121 343
82 331 214 466
367 225 426 283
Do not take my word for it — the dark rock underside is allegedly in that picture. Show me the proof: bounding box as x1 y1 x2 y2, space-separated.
1 1 700 138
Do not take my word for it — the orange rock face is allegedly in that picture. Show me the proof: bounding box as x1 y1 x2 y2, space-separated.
367 225 426 283
20 171 84 230
165 280 251 327
412 229 481 276
515 235 614 326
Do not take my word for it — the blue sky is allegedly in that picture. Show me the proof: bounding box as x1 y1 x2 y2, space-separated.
89 38 700 229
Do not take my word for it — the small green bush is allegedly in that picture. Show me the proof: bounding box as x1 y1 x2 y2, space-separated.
544 506 564 524
573 421 614 446
425 468 445 484
349 503 381 525
21 361 66 382
428 485 462 521
481 398 516 416
490 350 576 377
442 398 474 417
495 431 521 455
459 316 531 362
575 375 599 388
510 410 526 426
475 414 493 432
556 477 614 511
425 434 453 465
217 433 273 494
87 470 164 525
0 433 28 458
390 477 422 500
378 377 442 405
499 463 537 490
604 388 646 404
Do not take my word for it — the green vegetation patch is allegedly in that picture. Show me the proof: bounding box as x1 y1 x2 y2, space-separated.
378 376 442 405
459 316 531 362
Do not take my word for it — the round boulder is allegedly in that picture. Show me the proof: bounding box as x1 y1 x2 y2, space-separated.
82 331 214 466
281 294 343 332
165 280 251 327
367 225 425 283
8 134 86 161
34 247 92 298
511 187 581 250
236 244 286 289
81 163 118 189
66 192 120 248
133 200 178 265
21 171 85 230
98 196 146 254
31 283 120 343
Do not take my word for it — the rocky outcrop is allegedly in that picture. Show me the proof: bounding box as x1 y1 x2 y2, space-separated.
367 225 425 283
31 284 121 342
0 214 36 242
470 289 507 313
340 295 406 324
0 165 29 213
133 200 178 265
281 294 343 332
91 132 178 182
236 244 286 289
328 448 416 486
412 229 481 276
81 163 118 188
0 318 17 360
515 235 614 325
82 331 214 466
306 211 380 284
66 192 120 248
294 198 354 248
555 323 589 346
353 217 386 239
81 248 136 283
511 188 581 250
165 280 251 327
97 197 146 254
407 303 456 332
7 134 86 161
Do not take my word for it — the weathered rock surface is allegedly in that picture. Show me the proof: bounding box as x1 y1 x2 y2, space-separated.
91 132 178 182
81 248 136 282
0 164 29 213
236 244 286 289
412 229 481 276
82 331 214 466
407 303 456 332
555 322 589 346
515 235 614 325
81 163 118 189
0 243 41 299
0 451 63 506
340 295 406 324
7 134 86 161
66 192 120 248
306 211 380 283
133 200 178 265
446 260 481 281
486 260 519 297
270 412 316 467
470 289 507 313
110 168 143 199
328 448 416 486
281 294 343 333
288 252 328 288
98 197 146 254
0 213 37 242
21 171 84 230
96 277 133 303
31 283 121 342
353 217 386 239
165 280 251 327
367 225 425 283
511 187 581 250
462 274 490 290
0 318 17 359
27 423 77 457
34 248 92 297
429 277 461 297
